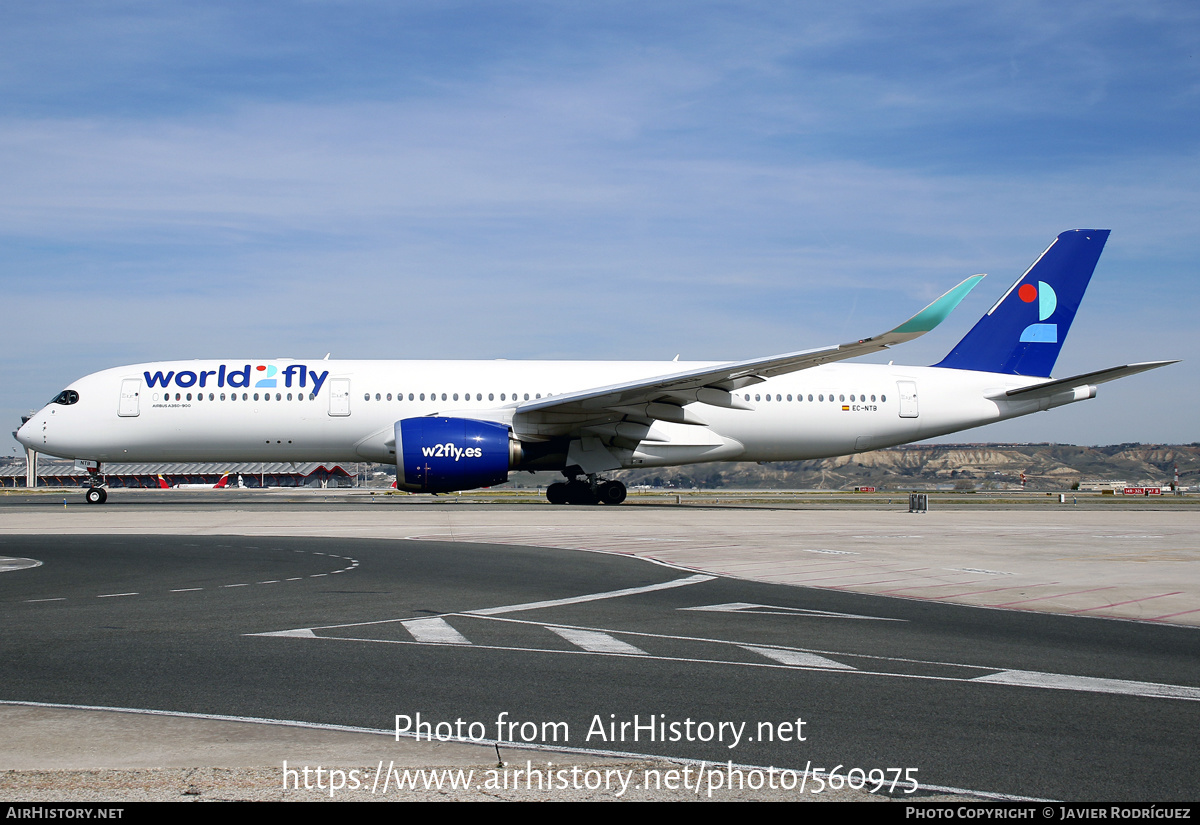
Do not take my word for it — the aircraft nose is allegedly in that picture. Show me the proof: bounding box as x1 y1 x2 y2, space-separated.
14 412 45 451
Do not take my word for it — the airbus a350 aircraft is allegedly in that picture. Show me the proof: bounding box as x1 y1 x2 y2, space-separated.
15 230 1175 505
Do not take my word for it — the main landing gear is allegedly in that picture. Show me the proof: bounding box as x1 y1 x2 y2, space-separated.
85 486 108 504
546 475 627 505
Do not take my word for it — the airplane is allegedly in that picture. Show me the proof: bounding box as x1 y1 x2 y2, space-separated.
155 472 236 490
14 230 1176 505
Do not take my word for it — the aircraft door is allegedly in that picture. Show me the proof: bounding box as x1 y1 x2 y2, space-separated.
328 378 351 416
118 379 141 417
897 381 918 418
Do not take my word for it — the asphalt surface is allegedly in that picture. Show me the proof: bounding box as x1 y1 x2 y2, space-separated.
2 529 1197 801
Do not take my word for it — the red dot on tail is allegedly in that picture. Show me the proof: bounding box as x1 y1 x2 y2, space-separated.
256 365 266 371
1018 284 1038 303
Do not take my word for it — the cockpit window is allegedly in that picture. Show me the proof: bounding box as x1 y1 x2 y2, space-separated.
51 390 79 406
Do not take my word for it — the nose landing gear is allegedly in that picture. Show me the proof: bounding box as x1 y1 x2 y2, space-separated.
82 462 107 504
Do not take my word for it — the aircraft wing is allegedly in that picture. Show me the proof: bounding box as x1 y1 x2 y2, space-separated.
513 274 984 437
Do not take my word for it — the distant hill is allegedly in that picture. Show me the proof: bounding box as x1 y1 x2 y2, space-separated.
607 443 1200 491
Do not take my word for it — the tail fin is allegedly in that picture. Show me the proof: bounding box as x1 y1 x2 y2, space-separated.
934 230 1109 377
213 472 230 489
156 474 170 489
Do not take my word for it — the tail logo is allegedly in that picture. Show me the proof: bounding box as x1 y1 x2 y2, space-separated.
1018 280 1058 344
254 364 278 388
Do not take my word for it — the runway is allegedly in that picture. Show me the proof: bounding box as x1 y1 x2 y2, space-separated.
1 492 1197 801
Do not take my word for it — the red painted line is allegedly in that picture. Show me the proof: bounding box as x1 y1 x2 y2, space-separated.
879 579 987 594
994 586 1115 606
932 584 1047 599
799 567 931 583
1069 592 1184 614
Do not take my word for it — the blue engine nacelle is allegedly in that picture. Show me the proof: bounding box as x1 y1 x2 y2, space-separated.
394 417 522 493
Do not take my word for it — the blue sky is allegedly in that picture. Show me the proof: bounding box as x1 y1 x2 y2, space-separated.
3 1 1197 451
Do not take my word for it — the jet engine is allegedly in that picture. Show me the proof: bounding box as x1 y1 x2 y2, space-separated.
394 417 522 493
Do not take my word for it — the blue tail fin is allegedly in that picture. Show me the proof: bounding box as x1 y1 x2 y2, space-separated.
933 229 1109 377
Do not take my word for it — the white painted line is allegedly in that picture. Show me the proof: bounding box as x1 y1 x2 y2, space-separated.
549 627 647 655
254 629 317 638
741 645 856 670
681 602 904 621
0 558 43 572
98 593 137 598
221 583 249 588
467 574 715 616
25 597 65 603
169 588 203 593
401 618 471 645
972 670 1200 701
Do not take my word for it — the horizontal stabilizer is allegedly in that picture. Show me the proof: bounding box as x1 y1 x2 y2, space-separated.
994 360 1179 401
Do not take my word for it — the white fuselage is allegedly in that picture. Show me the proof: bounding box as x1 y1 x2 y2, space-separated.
17 358 1055 470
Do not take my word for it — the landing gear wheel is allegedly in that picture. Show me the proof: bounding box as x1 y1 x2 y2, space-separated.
85 487 107 505
565 480 598 505
598 480 627 505
546 482 568 505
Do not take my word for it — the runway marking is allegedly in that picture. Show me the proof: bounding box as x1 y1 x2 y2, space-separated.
680 602 904 621
253 612 1200 702
548 627 647 655
402 618 470 645
12 549 358 604
972 670 1200 701
0 558 42 573
741 646 855 669
466 574 715 616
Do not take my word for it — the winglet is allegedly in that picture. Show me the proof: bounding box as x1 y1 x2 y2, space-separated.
890 274 986 336
855 274 985 348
